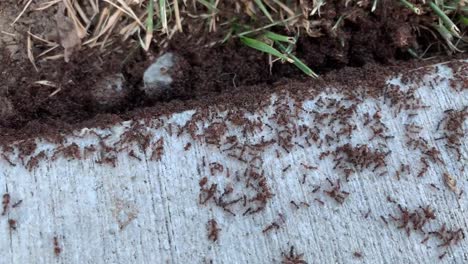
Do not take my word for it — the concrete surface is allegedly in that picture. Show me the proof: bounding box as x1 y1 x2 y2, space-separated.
0 60 467 264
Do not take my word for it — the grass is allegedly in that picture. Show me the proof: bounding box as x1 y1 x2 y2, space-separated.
239 36 292 63
253 0 274 23
16 0 468 76
399 0 422 15
429 1 461 37
142 0 154 51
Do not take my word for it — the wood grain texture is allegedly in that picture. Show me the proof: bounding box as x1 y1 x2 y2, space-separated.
0 61 467 264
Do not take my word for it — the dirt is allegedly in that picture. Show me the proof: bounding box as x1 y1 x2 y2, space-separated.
0 1 466 144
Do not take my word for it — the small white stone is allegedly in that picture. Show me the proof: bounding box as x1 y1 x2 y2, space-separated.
91 73 128 109
142 53 179 98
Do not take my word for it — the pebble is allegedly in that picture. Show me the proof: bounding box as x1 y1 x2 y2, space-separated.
142 52 187 99
90 73 129 109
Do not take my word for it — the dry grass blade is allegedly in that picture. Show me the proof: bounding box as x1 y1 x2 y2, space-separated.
34 80 58 87
88 0 99 14
42 54 64 61
1 30 16 37
90 7 111 39
173 0 183 32
272 0 295 17
73 1 91 25
63 0 87 39
27 31 39 72
102 0 144 28
37 45 60 58
56 2 83 61
99 22 118 50
311 0 326 16
207 0 220 32
84 9 123 46
11 0 34 25
27 32 57 47
48 88 62 98
35 0 62 11
120 19 142 40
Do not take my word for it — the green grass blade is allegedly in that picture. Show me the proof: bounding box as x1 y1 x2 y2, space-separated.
443 5 468 13
221 30 233 43
429 1 461 38
460 16 468 26
147 0 154 32
143 0 154 50
288 53 319 78
433 23 463 52
284 43 294 54
197 0 219 12
407 48 421 59
263 31 296 44
399 0 421 15
276 41 318 78
235 15 301 37
240 36 290 62
159 0 167 33
253 0 274 22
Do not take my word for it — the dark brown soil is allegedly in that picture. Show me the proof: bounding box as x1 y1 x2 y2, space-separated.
0 0 466 144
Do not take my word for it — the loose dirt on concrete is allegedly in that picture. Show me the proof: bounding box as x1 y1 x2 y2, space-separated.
0 1 466 144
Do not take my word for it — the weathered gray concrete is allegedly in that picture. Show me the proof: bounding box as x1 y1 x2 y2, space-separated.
0 61 466 264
